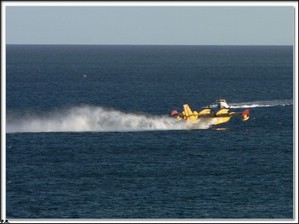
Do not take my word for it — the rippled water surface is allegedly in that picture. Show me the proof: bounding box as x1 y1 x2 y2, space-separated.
6 45 293 219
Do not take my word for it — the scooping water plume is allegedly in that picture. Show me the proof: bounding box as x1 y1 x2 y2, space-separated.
6 105 212 133
6 99 292 133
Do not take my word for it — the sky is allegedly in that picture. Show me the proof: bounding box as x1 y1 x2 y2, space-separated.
5 4 295 45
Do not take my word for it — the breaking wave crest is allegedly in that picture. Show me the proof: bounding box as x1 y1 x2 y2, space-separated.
229 99 293 108
7 106 212 133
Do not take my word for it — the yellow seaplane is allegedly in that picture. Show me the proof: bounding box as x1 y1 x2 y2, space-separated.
170 99 250 128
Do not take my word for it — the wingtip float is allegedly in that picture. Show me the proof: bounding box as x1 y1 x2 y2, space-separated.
170 99 250 128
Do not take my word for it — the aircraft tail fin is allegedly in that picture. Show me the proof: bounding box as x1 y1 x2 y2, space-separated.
183 104 198 120
183 104 193 116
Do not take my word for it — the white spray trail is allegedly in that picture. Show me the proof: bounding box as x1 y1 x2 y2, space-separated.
8 100 291 133
6 106 212 133
229 99 293 108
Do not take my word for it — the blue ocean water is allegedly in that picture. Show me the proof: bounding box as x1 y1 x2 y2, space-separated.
6 45 293 219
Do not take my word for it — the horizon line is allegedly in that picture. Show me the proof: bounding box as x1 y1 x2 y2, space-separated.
6 43 294 47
